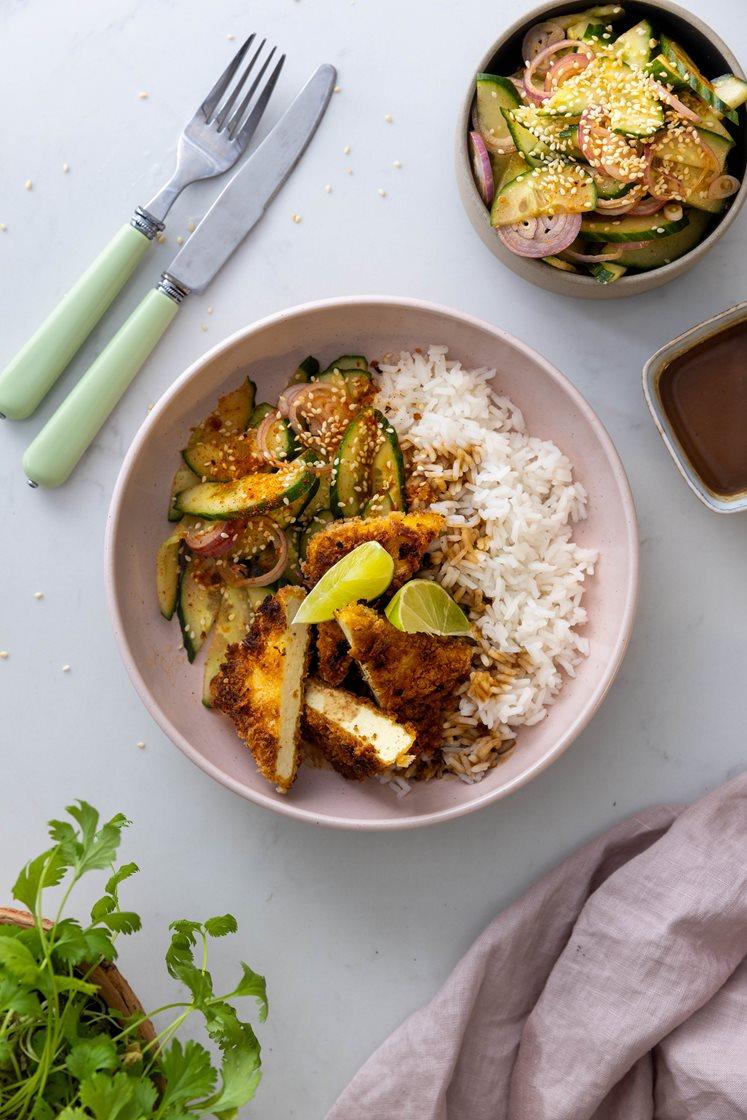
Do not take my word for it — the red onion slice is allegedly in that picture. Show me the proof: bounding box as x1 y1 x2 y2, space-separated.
629 194 666 216
184 519 246 558
578 108 642 183
707 174 740 199
564 246 623 263
226 517 289 587
287 382 343 435
497 212 582 258
524 39 594 104
545 52 591 91
522 20 565 63
469 131 494 205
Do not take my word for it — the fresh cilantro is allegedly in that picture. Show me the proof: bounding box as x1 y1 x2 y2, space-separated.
0 802 266 1118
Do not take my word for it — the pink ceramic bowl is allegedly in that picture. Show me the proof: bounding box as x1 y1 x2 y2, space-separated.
106 297 639 830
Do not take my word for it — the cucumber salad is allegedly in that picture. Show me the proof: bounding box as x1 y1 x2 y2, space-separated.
156 355 407 701
470 4 746 282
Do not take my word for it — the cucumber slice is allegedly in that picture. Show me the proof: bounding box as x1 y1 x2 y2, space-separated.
614 20 653 69
320 355 369 374
281 528 304 586
678 93 734 142
542 58 663 136
156 535 182 619
183 377 258 481
363 492 395 517
202 586 257 707
652 129 732 172
491 164 597 226
182 432 261 482
474 74 521 155
588 166 635 200
177 559 222 662
269 459 321 528
579 211 688 242
609 208 711 268
167 463 199 522
299 510 334 560
176 456 317 520
510 107 582 159
288 355 320 385
659 35 738 122
712 74 747 111
494 151 529 193
646 54 690 91
502 109 553 167
317 366 372 403
370 415 406 512
248 402 274 428
590 261 627 283
331 408 379 518
299 469 331 523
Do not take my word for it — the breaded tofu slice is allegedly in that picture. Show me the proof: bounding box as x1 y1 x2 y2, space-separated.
303 680 416 781
336 603 473 752
302 511 445 592
211 586 311 792
315 620 352 687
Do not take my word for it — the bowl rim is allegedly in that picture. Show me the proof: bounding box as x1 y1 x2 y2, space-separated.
456 0 747 293
105 295 640 830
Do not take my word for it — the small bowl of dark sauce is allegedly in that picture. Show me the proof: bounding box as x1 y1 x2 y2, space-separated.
643 302 747 513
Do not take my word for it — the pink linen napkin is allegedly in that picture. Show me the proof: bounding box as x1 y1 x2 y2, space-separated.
327 773 747 1120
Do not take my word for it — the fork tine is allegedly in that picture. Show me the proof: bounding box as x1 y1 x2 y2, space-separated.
200 33 255 122
214 37 266 131
228 49 284 141
230 53 286 145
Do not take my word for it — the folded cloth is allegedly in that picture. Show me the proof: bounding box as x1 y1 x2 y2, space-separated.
327 773 747 1120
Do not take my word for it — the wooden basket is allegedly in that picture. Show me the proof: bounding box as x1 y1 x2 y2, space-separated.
0 906 156 1044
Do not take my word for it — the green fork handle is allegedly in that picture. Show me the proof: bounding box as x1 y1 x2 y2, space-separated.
23 288 179 488
0 224 151 420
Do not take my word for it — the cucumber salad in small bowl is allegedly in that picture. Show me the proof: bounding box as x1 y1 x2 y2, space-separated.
457 0 747 296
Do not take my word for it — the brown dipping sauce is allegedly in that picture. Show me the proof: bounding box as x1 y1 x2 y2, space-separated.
658 319 747 498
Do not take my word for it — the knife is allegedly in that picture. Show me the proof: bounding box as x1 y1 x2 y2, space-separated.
23 63 336 489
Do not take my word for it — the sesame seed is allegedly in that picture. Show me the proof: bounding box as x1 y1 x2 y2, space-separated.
333 85 342 93
343 145 351 154
136 740 146 749
324 184 332 193
137 91 149 100
291 212 302 223
200 324 208 332
378 188 386 197
384 113 393 123
346 167 353 175
24 179 33 191
393 160 402 169
0 223 7 232
207 306 213 314
176 235 184 245
62 163 70 173
156 231 167 244
227 33 236 40
0 652 8 659
187 219 196 232
33 591 44 600
62 664 71 673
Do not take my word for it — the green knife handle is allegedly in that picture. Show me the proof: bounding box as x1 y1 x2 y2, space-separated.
0 224 151 420
23 288 179 488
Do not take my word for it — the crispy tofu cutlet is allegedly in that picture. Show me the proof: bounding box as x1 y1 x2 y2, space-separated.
211 586 311 792
336 603 473 752
315 620 352 687
302 511 445 592
303 680 416 780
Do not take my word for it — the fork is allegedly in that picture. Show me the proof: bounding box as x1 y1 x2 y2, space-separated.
0 35 284 421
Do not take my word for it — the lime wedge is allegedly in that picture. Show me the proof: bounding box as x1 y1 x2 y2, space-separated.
385 579 472 637
294 541 394 624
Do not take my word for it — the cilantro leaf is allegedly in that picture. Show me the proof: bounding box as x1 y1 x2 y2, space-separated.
204 915 237 938
101 911 142 936
66 1036 119 1079
157 1039 217 1107
0 935 40 984
210 1049 263 1113
13 847 67 909
79 1071 135 1119
105 862 139 897
232 963 269 1021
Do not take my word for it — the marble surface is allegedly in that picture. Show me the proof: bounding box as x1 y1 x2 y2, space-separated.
1 0 745 1115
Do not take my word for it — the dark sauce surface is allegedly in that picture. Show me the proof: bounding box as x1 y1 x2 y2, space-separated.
658 319 747 498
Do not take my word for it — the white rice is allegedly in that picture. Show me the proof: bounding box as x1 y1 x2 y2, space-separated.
375 345 598 782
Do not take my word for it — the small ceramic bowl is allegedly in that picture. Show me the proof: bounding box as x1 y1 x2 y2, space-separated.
106 297 638 830
456 0 747 299
643 300 747 512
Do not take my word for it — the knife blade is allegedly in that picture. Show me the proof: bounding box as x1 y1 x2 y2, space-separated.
167 62 336 294
23 62 337 487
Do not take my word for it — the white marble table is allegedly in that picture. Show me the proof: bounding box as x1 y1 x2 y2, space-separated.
1 0 745 1114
